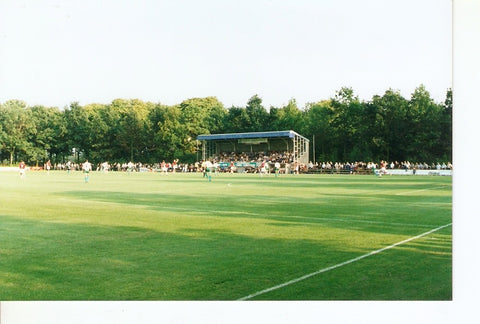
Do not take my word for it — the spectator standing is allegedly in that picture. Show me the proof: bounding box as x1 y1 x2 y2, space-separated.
260 161 267 177
229 161 236 174
161 160 168 175
45 160 51 174
127 161 134 174
19 161 26 179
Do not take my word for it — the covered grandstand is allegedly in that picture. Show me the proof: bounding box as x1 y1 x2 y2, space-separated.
197 130 309 169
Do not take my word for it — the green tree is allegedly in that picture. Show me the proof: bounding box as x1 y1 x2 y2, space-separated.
407 85 444 161
150 104 184 160
206 103 227 134
179 96 226 137
224 106 250 133
270 99 305 133
82 103 114 163
330 87 366 161
371 89 410 162
64 102 93 162
1 85 453 165
440 88 452 161
28 105 67 165
0 100 34 165
244 95 269 132
304 100 335 161
110 99 152 162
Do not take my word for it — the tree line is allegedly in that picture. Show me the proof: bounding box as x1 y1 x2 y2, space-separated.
0 85 452 166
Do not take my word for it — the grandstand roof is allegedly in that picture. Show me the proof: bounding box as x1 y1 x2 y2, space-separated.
197 130 308 141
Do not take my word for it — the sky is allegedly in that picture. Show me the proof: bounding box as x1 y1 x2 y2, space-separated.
0 0 452 109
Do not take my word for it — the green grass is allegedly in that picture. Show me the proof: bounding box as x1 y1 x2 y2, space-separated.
0 170 452 300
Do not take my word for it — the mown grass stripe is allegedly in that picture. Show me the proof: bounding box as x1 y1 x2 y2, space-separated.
179 208 444 229
394 185 448 195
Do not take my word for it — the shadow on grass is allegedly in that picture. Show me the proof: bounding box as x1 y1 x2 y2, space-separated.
0 215 357 300
58 189 452 237
0 213 451 301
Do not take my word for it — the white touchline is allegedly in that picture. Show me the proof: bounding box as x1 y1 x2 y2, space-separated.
237 222 452 301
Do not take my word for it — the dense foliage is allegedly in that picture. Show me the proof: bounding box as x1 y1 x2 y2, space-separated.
0 85 452 165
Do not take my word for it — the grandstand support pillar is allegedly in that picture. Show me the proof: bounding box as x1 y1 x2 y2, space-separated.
196 140 199 162
293 136 297 163
201 140 206 161
313 134 315 164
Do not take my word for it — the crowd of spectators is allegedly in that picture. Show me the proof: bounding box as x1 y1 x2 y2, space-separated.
49 153 452 175
305 160 453 174
202 152 453 174
215 151 294 164
53 161 200 173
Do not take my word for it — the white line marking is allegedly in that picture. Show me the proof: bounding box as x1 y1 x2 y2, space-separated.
214 210 439 229
278 215 436 228
237 222 452 301
159 207 436 229
395 185 448 195
153 205 440 229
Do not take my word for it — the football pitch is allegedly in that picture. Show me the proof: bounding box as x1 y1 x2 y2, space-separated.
0 170 452 300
